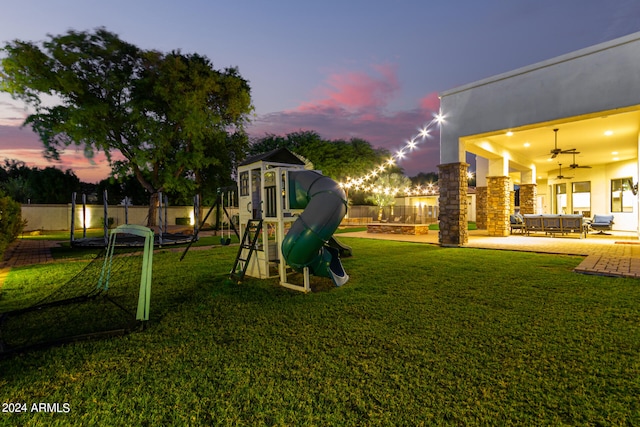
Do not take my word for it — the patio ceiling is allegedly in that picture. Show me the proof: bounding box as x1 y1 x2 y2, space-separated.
462 106 640 177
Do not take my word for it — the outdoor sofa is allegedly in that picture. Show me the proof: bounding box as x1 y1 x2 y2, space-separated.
522 214 588 238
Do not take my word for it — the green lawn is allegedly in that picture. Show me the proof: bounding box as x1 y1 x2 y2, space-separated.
0 238 639 426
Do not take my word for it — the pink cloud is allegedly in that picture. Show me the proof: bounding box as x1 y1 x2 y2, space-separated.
419 92 440 112
0 124 113 183
296 63 400 113
248 66 442 176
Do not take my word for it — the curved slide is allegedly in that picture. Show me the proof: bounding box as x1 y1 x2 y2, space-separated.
281 170 350 286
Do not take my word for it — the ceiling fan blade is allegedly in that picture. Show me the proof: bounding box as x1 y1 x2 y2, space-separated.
569 151 589 169
556 163 573 179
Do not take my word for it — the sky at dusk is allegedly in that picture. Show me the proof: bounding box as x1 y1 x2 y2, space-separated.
2 0 640 183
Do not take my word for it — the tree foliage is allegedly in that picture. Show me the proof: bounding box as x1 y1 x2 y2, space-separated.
0 159 80 203
96 174 149 206
0 189 25 257
250 131 398 181
0 28 253 225
365 173 412 213
410 171 439 186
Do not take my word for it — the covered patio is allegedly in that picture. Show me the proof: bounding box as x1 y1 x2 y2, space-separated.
437 31 640 246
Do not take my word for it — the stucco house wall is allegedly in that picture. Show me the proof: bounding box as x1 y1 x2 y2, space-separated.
440 32 640 163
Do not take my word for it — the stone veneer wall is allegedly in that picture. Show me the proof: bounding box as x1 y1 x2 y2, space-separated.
487 176 511 236
518 184 537 214
437 162 469 246
475 187 487 229
366 224 429 235
510 191 515 214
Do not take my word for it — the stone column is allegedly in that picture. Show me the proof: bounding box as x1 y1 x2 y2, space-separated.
519 184 537 214
487 176 511 237
438 162 469 246
510 190 516 214
475 186 487 229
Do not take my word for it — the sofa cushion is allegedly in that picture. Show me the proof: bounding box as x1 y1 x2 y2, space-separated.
592 215 614 224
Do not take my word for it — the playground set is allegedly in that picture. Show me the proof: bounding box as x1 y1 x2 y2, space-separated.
0 148 351 355
228 148 351 292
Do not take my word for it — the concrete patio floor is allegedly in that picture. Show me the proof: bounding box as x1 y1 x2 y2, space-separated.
339 229 640 279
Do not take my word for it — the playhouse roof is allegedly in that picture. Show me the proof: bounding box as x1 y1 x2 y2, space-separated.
240 147 306 167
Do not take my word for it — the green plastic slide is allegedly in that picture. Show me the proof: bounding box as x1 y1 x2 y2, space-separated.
281 170 350 286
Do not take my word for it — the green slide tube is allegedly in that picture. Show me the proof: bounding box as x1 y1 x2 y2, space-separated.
282 171 349 286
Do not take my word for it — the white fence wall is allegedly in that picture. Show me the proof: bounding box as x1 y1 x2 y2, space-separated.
20 204 233 231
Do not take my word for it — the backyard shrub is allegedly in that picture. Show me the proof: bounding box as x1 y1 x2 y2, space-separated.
0 190 25 257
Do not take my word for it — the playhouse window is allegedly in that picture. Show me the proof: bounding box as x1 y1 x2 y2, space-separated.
239 171 249 196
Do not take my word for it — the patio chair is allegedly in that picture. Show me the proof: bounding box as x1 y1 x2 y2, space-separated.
510 213 525 234
588 214 614 235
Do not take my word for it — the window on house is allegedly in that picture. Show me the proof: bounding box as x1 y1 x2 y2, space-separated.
611 178 633 212
572 181 591 217
555 183 567 214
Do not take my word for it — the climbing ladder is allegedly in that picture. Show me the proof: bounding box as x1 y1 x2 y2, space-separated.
229 219 263 282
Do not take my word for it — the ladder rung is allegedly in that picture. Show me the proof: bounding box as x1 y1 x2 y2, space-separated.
229 218 264 283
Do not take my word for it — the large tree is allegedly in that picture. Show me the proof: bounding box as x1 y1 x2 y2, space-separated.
0 28 253 225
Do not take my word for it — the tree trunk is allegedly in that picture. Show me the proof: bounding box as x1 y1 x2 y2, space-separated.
148 192 159 227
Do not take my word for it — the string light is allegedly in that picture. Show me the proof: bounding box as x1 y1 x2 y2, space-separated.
339 111 444 196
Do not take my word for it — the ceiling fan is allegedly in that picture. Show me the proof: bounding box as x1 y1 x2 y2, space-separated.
569 151 592 169
549 128 579 159
555 163 573 180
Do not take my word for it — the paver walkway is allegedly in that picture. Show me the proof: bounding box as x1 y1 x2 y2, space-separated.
1 239 58 268
0 239 61 289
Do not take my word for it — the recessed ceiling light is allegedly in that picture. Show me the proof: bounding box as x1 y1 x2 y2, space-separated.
523 142 530 147
604 130 613 136
506 131 513 136
613 157 620 161
612 151 618 155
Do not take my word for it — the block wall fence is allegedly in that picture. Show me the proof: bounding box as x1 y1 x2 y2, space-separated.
20 204 231 231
